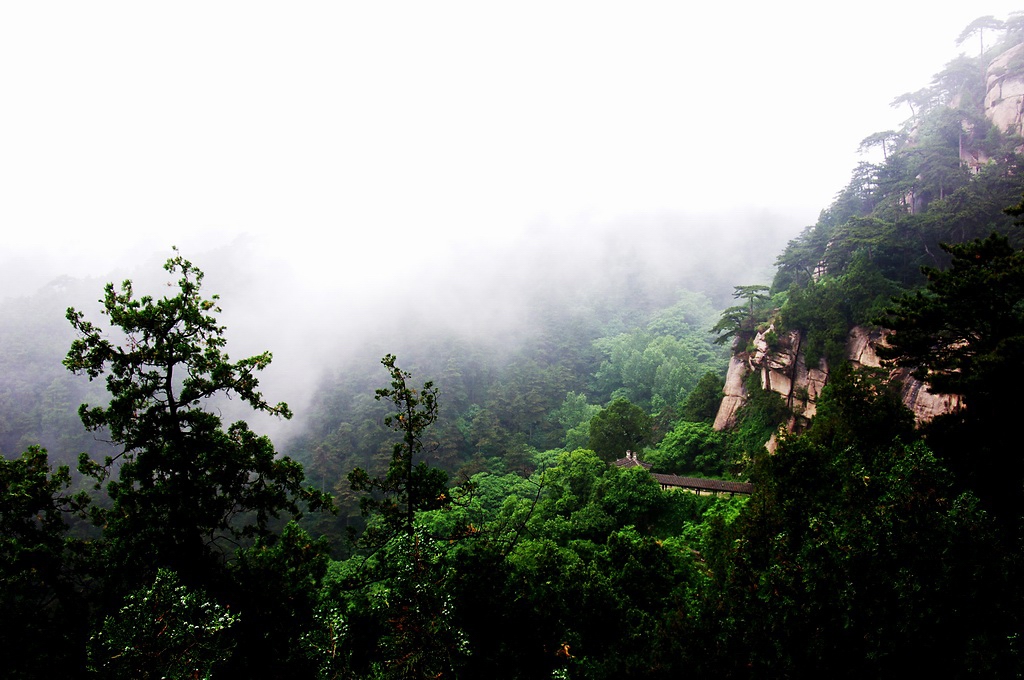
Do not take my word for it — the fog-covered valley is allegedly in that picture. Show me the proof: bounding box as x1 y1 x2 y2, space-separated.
4 2 1016 448
6 3 1024 678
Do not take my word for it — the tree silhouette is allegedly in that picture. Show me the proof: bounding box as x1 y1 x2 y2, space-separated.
64 250 328 585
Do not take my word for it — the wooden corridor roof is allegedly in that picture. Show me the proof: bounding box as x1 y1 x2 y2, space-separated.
650 473 753 495
613 451 753 495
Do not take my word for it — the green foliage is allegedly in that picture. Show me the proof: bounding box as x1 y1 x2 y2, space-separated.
711 284 772 346
437 449 711 678
858 129 904 160
773 224 830 292
88 569 239 680
881 232 1024 397
550 390 600 451
294 286 727 530
728 359 1018 675
590 290 725 412
956 15 1005 55
805 362 914 454
298 604 350 680
932 54 986 110
592 331 724 412
348 354 450 547
594 467 671 535
698 377 1019 676
587 398 652 463
11 27 1024 671
335 357 475 677
65 250 291 447
328 530 469 679
0 446 88 569
475 357 577 454
727 371 790 463
680 370 724 422
781 252 901 366
646 421 729 477
771 30 1023 339
0 277 111 466
226 521 332 679
64 251 329 584
0 446 91 677
881 232 1024 525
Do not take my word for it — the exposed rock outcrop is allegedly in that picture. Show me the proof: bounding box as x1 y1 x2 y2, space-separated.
713 325 961 433
985 42 1024 137
712 355 749 431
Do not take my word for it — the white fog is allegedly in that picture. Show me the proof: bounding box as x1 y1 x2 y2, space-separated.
2 1 1020 435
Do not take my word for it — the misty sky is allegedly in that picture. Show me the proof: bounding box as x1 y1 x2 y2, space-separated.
3 1 1021 298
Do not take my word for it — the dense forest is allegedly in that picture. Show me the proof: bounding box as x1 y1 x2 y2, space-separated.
6 13 1024 679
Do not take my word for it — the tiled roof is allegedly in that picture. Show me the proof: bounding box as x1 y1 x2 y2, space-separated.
612 452 753 495
613 457 652 470
651 473 753 495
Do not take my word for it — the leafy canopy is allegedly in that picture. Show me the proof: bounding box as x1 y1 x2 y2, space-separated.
64 250 328 580
348 354 450 546
588 398 652 463
711 284 771 346
881 232 1024 526
880 232 1024 399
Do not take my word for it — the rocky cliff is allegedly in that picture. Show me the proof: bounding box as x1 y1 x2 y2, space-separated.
713 325 961 433
713 37 1018 441
985 42 1024 138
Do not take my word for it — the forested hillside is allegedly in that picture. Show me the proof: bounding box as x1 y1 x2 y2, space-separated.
5 13 1024 679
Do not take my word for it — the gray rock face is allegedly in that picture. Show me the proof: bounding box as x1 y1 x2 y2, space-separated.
713 325 961 432
985 43 1024 137
712 355 749 431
